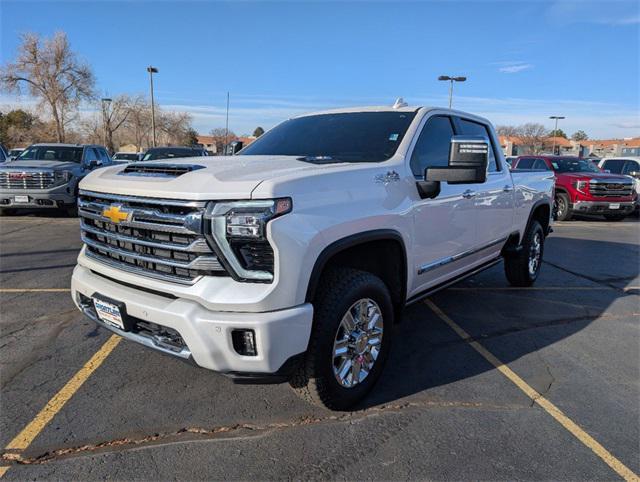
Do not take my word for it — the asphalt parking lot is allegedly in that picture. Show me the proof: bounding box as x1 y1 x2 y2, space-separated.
0 213 638 480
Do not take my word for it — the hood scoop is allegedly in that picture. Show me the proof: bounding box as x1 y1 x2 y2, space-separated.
120 163 205 178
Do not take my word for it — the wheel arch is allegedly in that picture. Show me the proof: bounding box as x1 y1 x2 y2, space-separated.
305 230 408 314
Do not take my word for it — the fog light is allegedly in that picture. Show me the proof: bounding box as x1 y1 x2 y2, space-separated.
232 329 257 356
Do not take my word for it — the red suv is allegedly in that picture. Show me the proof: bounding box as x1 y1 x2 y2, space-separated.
512 156 635 221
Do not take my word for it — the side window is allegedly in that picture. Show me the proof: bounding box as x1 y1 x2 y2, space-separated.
515 158 535 169
410 116 455 177
622 161 640 175
602 159 625 174
533 159 549 170
458 118 499 172
98 148 111 163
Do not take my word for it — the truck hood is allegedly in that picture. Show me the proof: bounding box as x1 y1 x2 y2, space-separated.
80 155 352 200
0 160 80 171
559 172 631 182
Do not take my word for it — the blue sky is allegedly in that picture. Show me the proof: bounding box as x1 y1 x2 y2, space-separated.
1 0 639 138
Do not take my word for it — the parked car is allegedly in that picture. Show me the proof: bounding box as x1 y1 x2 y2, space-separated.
511 155 635 221
112 152 142 163
71 104 554 409
505 156 518 167
8 148 25 160
598 157 640 216
0 143 112 216
141 146 208 161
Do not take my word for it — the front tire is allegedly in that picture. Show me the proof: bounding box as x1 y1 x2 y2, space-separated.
504 220 545 287
290 268 394 410
554 193 572 221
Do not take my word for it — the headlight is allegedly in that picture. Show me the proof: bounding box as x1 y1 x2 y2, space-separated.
572 180 589 194
206 198 292 282
54 171 73 184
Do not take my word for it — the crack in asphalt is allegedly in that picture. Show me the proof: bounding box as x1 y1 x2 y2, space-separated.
1 399 523 467
544 260 633 292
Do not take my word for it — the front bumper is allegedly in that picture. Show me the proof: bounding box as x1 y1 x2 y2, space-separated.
71 265 313 377
572 200 635 215
0 183 77 209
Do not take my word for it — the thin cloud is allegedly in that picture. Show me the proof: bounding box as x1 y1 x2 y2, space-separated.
499 63 534 74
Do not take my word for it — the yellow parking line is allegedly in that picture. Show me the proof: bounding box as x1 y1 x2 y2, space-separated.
425 299 639 482
0 335 121 478
448 286 605 291
0 289 71 293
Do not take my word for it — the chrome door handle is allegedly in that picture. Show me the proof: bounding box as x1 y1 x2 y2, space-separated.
503 185 514 192
462 189 476 199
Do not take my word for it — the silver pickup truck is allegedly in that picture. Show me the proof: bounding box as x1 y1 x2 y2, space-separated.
0 143 112 216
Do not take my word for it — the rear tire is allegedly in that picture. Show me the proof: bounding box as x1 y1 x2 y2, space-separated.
603 213 627 221
290 268 394 410
554 193 572 221
504 220 545 287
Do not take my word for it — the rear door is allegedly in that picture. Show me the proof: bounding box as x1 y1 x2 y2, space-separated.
456 117 514 256
408 113 478 296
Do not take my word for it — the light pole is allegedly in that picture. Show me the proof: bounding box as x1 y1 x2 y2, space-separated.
101 97 112 148
147 66 159 147
438 75 467 109
549 115 565 155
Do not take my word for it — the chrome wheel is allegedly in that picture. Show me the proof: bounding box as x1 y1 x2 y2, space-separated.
555 196 565 219
332 298 384 388
528 231 542 276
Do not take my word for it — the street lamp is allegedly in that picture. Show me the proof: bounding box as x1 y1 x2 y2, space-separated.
549 116 565 155
101 97 112 148
438 75 467 109
147 66 159 147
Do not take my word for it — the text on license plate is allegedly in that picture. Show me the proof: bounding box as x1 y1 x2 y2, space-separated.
14 195 29 203
93 298 125 329
609 203 620 209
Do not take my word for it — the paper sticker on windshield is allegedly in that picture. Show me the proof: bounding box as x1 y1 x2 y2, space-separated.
389 133 399 141
552 162 559 169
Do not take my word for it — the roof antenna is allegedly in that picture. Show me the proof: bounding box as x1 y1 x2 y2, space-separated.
392 97 408 109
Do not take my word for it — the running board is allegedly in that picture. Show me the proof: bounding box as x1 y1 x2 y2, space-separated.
405 257 502 306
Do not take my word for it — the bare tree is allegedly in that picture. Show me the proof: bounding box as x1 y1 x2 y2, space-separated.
0 32 95 142
517 123 548 154
496 125 519 137
100 95 137 153
158 110 193 146
122 96 152 151
210 127 237 154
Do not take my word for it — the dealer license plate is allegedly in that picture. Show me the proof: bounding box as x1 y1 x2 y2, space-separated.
93 297 125 330
609 203 620 210
14 195 29 203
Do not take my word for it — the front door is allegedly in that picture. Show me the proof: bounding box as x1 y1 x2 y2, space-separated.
408 113 478 298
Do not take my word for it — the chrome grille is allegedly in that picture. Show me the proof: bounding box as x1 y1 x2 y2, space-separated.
0 170 55 189
589 180 634 197
79 190 226 284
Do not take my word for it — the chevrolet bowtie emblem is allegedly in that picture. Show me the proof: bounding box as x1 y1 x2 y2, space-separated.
102 205 132 224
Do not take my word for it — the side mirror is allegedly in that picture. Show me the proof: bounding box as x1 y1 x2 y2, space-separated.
85 159 101 169
416 136 489 199
629 171 640 179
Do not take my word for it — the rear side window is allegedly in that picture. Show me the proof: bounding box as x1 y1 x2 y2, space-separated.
515 158 535 169
458 118 499 172
410 116 455 177
602 159 626 174
533 159 550 170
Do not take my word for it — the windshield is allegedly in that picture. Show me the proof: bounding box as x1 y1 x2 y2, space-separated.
113 153 139 161
550 157 601 173
142 148 201 161
239 111 417 162
18 145 83 163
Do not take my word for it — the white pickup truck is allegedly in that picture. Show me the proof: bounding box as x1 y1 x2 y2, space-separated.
71 103 554 409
